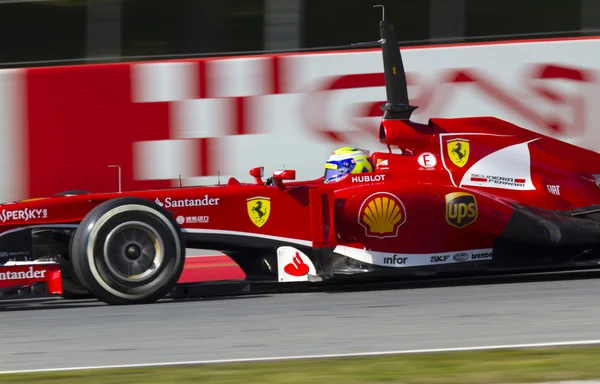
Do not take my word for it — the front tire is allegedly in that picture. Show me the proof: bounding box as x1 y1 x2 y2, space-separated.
70 197 185 305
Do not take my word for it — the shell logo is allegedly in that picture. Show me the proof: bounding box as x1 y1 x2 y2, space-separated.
358 192 407 238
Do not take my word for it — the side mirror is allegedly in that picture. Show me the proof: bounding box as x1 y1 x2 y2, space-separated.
271 169 296 189
272 169 295 181
249 166 264 185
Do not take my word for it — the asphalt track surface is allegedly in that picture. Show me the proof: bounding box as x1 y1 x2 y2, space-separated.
4 268 600 372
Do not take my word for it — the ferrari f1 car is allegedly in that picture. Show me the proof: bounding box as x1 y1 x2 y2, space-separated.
3 9 600 305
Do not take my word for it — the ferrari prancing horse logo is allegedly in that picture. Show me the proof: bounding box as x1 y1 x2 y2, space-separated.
447 138 470 168
247 196 271 228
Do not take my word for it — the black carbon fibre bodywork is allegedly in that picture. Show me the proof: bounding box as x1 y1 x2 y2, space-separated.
492 204 600 268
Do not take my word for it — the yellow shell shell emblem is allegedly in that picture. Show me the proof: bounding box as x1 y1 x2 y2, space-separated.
447 138 470 168
358 192 406 238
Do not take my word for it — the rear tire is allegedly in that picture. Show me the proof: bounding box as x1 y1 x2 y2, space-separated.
70 197 185 305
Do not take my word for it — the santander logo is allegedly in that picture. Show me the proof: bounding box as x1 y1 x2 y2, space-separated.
283 252 310 277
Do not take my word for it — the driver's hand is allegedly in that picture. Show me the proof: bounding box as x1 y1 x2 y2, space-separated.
265 177 273 186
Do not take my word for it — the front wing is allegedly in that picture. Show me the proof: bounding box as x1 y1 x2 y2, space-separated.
0 263 63 298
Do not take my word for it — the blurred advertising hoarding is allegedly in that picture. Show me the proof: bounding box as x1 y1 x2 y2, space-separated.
0 36 599 202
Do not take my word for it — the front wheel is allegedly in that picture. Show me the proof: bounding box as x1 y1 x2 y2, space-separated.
70 197 185 305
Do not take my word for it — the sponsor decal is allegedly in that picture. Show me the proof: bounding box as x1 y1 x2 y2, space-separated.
0 251 34 263
0 266 47 281
453 252 469 262
447 138 470 168
358 192 407 239
0 251 30 258
351 174 385 183
155 195 220 208
247 196 271 228
468 174 528 188
376 159 388 167
335 246 495 268
457 139 538 191
0 208 48 223
471 251 493 260
547 185 560 195
383 255 408 265
445 192 478 228
417 152 437 168
283 251 310 277
431 255 450 263
185 216 209 224
277 247 317 282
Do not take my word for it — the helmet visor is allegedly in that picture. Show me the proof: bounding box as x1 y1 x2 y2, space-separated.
323 160 353 183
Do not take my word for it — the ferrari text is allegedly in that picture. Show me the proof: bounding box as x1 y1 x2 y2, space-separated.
469 174 527 188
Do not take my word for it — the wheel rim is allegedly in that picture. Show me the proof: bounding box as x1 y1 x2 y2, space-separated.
102 221 165 283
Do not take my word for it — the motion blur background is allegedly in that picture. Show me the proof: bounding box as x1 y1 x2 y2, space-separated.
1 0 600 68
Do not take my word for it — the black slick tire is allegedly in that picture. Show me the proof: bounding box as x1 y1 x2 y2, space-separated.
70 197 185 305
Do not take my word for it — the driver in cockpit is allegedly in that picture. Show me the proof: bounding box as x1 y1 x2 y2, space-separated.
323 147 373 184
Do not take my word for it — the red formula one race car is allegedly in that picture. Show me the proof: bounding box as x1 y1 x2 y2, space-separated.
3 12 600 305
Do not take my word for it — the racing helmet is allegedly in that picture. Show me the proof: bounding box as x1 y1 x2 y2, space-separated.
323 147 373 183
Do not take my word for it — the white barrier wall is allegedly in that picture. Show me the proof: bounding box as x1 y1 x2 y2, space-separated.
1 36 600 201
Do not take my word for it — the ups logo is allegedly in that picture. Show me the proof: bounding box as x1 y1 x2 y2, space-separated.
445 192 477 228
